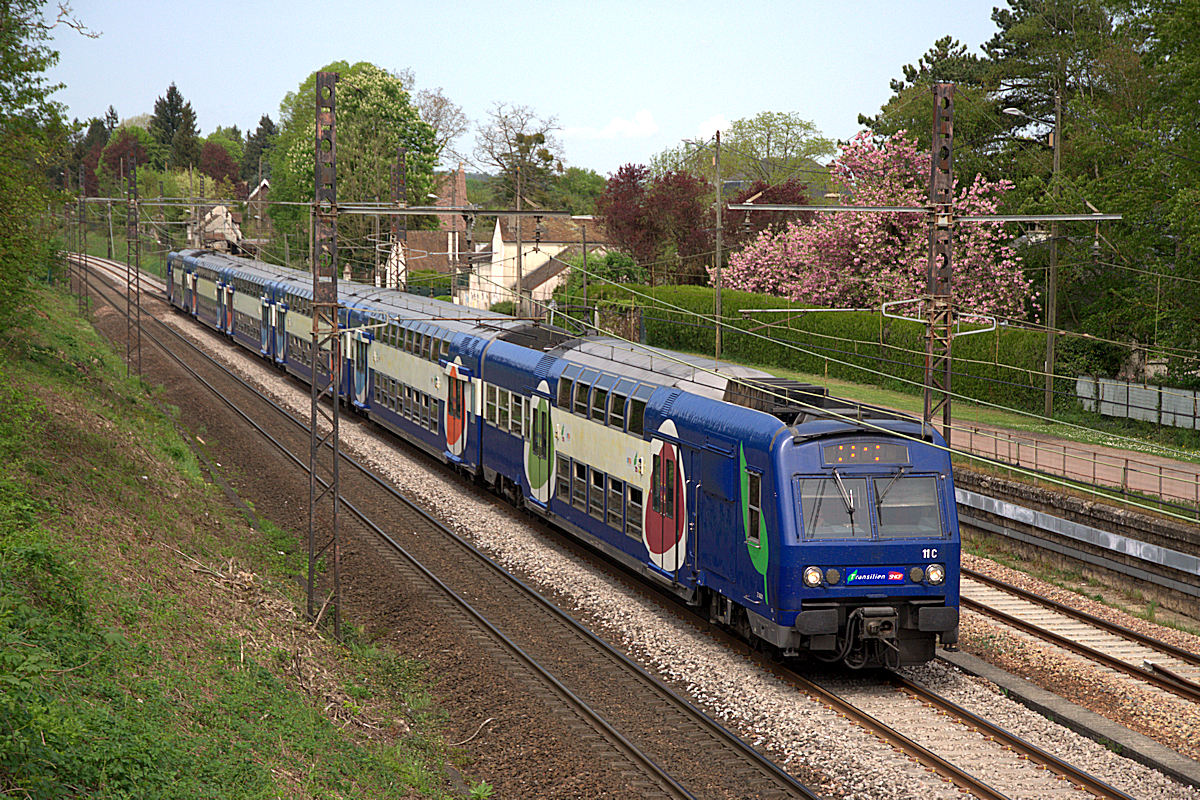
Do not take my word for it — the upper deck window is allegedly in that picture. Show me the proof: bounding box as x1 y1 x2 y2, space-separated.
874 476 942 538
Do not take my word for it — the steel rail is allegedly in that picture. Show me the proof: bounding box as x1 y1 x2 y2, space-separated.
80 255 822 800
82 268 698 800
962 596 1200 704
886 672 1136 800
964 567 1200 669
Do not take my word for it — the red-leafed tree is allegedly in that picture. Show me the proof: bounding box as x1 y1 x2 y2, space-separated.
721 178 814 250
597 164 712 284
596 164 656 266
199 140 239 185
100 127 150 175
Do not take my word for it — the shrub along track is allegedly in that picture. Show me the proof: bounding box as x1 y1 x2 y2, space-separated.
77 257 821 799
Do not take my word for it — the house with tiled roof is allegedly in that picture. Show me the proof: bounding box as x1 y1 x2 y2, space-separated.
457 215 608 313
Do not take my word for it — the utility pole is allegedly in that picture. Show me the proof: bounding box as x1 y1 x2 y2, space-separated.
924 83 955 445
78 164 86 314
515 165 523 316
1045 87 1062 418
390 146 407 289
307 70 342 640
714 130 723 362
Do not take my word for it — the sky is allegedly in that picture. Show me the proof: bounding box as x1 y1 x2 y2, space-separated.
48 0 1008 177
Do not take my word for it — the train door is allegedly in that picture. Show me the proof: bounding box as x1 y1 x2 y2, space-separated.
188 272 197 316
259 292 271 356
274 299 287 364
524 380 553 503
224 284 234 334
444 361 470 460
215 279 225 330
645 419 688 575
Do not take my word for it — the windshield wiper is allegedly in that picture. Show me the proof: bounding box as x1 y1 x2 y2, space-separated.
832 469 855 516
875 466 909 508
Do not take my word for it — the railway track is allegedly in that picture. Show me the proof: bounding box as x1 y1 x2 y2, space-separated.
960 567 1200 703
74 253 822 799
74 253 1195 799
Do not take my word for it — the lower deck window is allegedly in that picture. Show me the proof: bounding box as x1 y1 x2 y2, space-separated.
607 478 624 528
589 469 605 519
556 455 571 500
625 486 643 539
572 462 587 510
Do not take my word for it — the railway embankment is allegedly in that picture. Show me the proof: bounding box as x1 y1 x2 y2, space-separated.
0 283 480 799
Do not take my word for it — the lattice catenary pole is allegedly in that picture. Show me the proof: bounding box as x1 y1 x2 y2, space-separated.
307 71 342 639
923 83 955 446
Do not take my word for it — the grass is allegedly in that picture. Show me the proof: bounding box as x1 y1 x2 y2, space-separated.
0 281 478 798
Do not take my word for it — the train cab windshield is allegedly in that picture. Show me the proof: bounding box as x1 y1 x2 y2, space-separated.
798 473 944 540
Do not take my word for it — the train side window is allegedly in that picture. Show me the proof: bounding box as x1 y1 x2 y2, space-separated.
440 338 450 360
629 398 647 436
497 389 510 430
629 385 653 436
556 454 571 499
573 380 590 416
485 384 497 424
608 392 627 429
591 386 608 422
510 394 524 437
558 378 573 409
626 486 643 538
589 469 605 519
572 462 587 509
663 460 675 519
607 477 624 528
746 471 762 544
650 453 661 513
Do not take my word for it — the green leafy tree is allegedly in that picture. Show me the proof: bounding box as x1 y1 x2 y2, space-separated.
269 62 439 274
545 166 605 215
652 112 834 190
207 125 243 164
0 0 78 321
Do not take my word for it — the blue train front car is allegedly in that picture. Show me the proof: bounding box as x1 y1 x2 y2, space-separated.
772 416 959 667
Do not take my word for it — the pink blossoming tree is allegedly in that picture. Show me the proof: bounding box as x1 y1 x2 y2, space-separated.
721 131 1032 318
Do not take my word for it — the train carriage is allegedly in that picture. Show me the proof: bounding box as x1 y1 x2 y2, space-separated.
169 248 960 667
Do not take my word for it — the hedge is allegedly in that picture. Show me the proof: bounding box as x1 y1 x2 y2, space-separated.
559 283 1052 412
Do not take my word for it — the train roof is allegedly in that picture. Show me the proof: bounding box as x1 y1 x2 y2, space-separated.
177 249 918 431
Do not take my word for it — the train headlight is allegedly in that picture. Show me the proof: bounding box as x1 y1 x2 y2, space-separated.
803 566 823 588
824 568 841 585
926 563 946 585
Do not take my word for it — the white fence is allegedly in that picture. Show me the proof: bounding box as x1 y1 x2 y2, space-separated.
1077 376 1200 429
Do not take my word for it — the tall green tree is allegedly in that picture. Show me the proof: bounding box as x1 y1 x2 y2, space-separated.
269 62 439 273
150 82 198 168
0 0 74 320
241 113 278 182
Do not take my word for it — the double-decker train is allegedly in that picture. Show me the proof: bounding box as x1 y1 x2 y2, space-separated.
167 248 960 667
